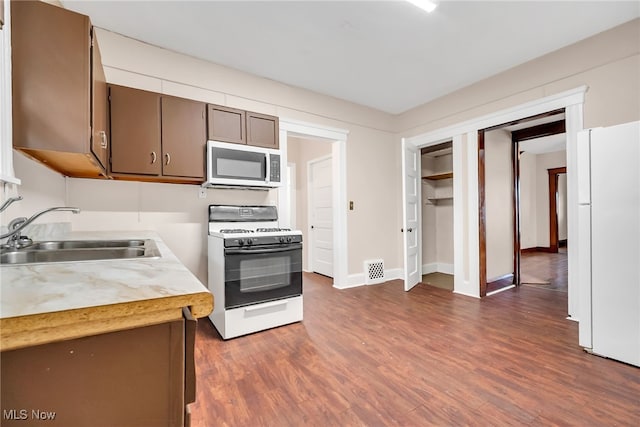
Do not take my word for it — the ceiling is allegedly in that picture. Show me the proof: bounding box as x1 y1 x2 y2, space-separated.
62 1 639 114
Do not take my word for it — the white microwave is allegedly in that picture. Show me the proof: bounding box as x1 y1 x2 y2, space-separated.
205 141 282 188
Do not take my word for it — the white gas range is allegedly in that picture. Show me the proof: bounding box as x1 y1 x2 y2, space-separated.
207 205 303 339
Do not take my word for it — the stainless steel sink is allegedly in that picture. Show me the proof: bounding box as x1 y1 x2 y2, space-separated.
29 239 148 250
0 239 161 266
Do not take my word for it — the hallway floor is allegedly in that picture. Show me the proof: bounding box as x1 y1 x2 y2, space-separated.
487 248 567 294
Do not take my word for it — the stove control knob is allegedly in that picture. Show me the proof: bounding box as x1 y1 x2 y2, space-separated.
286 236 293 243
237 239 245 246
279 237 286 243
247 238 255 245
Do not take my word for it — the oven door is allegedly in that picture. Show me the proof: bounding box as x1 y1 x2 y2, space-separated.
224 243 302 309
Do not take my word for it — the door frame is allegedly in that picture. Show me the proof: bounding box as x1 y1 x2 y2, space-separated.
402 85 585 315
479 112 567 295
307 154 333 276
278 119 349 289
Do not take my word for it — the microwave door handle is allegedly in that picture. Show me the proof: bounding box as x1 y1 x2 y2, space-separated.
225 245 301 255
265 154 270 184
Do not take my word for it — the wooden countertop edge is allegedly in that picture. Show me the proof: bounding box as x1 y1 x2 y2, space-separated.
0 292 213 352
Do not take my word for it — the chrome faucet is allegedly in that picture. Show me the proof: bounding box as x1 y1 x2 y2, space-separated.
1 206 81 248
0 196 23 213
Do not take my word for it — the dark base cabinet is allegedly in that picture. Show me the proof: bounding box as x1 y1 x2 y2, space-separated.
1 311 196 427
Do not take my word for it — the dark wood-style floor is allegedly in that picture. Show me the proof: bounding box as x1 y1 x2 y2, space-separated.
192 272 639 426
486 248 568 294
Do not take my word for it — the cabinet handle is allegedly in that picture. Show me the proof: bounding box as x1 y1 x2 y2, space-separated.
99 131 107 149
165 153 171 165
151 151 157 164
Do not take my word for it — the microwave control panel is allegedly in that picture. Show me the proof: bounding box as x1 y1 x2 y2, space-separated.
270 154 281 183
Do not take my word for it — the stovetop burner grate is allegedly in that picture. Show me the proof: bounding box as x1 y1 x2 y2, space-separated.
219 229 253 234
256 227 291 233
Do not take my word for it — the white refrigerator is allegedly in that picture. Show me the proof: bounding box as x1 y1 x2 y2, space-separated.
577 120 640 367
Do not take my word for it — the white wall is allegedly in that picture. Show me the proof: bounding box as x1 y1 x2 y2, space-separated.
519 151 537 249
4 11 638 292
397 19 640 136
534 151 567 247
519 149 567 250
484 129 514 281
558 173 568 241
399 19 638 298
5 18 401 286
1 153 67 231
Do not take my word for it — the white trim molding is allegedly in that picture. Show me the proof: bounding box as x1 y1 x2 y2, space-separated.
405 86 587 147
402 86 587 307
279 118 349 290
422 263 454 275
342 268 404 289
280 118 349 142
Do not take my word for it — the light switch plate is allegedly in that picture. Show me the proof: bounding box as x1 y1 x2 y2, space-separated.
198 188 207 199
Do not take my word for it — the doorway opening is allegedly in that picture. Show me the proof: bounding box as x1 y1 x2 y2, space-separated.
278 119 348 288
478 109 569 296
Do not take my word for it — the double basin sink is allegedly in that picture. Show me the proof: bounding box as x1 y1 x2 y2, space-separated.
0 239 161 266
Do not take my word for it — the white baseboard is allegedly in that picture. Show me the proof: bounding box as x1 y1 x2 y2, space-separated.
337 273 365 289
339 267 404 289
486 284 515 296
453 289 481 299
452 279 480 298
422 263 454 275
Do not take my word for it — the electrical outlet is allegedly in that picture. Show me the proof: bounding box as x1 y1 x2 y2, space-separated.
198 187 207 199
349 201 354 210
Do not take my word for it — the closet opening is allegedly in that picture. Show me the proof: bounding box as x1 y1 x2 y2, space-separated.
420 140 454 291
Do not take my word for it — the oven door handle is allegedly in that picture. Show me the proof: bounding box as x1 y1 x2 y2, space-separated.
225 243 302 255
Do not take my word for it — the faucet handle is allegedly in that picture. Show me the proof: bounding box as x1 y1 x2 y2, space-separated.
0 196 23 213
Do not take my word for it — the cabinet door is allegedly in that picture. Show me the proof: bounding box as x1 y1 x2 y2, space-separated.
1 320 186 427
109 85 161 175
90 28 108 170
11 0 90 153
162 96 206 179
246 112 279 149
207 105 245 144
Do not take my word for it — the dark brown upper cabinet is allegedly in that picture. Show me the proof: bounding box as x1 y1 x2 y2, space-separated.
109 85 206 183
207 105 279 149
246 111 279 149
207 105 246 145
161 96 206 179
109 85 162 176
11 0 108 178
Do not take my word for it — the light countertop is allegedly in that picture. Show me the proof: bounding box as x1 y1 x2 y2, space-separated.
0 230 213 351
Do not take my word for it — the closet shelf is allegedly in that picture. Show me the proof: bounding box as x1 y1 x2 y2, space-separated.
422 172 453 181
426 196 453 204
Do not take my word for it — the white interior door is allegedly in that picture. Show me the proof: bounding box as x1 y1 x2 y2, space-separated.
402 140 421 291
309 157 333 277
